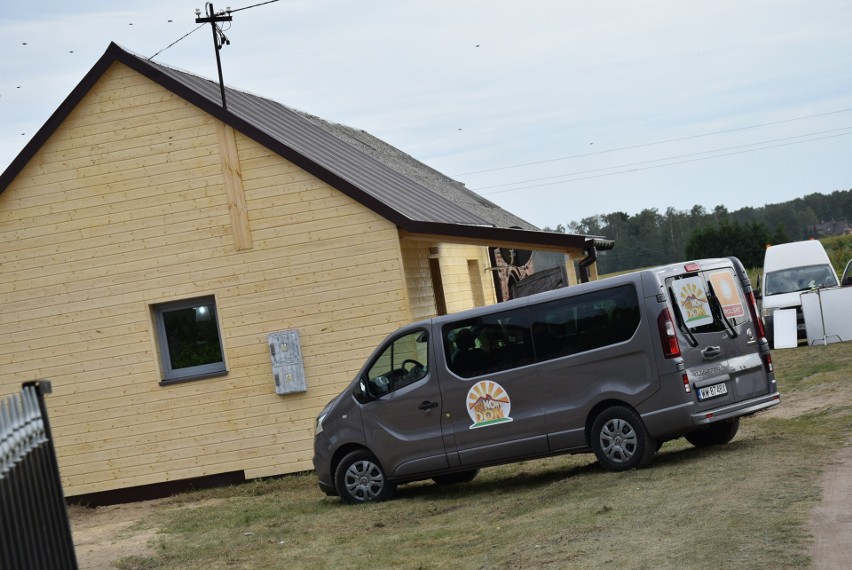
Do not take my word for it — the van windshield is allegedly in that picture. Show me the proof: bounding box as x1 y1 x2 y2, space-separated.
764 264 838 296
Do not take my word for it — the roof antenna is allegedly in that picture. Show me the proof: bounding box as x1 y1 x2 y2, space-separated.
195 2 233 109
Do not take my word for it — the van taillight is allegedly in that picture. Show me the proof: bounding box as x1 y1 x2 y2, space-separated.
745 291 767 339
657 308 681 358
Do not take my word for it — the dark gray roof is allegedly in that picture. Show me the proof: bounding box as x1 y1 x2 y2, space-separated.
0 43 607 252
295 112 537 231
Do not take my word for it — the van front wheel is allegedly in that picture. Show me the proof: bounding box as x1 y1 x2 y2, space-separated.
335 450 396 504
591 406 656 472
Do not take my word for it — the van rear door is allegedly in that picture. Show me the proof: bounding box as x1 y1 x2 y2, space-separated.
667 261 770 412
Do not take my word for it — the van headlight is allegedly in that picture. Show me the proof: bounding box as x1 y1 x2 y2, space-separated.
315 413 327 437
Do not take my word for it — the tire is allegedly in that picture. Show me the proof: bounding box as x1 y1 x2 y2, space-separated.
685 417 740 447
334 450 396 504
432 469 479 486
591 406 656 472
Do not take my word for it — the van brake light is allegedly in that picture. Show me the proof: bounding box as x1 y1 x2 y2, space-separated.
745 291 767 340
657 308 681 358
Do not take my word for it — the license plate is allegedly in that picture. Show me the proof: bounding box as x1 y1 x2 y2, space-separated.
697 382 728 401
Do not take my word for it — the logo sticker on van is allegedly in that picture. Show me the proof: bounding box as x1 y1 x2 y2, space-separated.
709 271 745 318
467 381 513 429
672 277 713 327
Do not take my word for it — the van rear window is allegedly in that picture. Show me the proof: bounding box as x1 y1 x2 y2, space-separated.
668 268 746 333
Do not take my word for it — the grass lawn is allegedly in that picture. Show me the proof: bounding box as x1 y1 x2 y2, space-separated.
112 342 851 570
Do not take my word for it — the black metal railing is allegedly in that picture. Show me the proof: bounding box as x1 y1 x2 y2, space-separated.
0 381 78 570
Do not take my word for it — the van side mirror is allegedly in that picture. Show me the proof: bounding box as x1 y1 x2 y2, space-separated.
354 377 374 403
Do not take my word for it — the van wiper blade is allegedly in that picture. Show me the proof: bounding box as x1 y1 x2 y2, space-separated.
706 282 738 338
668 286 699 347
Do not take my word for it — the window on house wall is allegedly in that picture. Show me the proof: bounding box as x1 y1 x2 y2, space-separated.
153 296 226 383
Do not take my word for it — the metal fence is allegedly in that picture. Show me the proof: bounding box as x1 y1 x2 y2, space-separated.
0 381 78 570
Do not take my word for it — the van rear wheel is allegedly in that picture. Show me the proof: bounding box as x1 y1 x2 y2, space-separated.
591 406 656 472
685 418 740 447
335 450 396 504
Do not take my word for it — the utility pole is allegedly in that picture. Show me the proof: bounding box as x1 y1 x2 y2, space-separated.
195 2 233 109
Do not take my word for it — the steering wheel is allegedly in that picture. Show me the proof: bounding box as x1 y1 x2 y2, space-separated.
401 359 426 380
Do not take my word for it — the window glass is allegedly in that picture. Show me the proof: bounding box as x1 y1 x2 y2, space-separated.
530 284 640 360
365 330 429 397
154 296 226 382
669 269 749 333
765 264 838 296
443 308 533 378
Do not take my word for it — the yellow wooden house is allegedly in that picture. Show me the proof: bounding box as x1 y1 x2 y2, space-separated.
0 43 610 502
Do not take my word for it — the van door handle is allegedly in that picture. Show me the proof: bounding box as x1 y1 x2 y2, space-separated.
418 401 439 411
702 346 721 359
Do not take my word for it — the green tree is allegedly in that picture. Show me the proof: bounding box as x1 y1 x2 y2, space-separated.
684 220 770 267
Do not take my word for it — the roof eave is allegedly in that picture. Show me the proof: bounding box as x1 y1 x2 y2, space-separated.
399 221 612 253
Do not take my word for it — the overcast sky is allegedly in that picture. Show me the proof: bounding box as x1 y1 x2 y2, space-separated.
2 1 851 229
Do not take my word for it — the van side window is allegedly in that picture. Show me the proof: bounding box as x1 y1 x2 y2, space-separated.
364 330 429 397
443 308 534 378
530 284 640 360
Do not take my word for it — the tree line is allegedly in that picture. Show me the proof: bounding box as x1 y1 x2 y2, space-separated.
545 188 852 272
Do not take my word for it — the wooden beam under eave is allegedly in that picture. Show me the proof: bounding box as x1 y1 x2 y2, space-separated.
398 230 586 256
216 122 253 251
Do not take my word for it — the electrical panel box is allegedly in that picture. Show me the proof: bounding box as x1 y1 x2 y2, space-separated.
268 329 307 395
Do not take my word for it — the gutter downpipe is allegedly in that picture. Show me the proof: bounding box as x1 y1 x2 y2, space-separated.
578 238 615 283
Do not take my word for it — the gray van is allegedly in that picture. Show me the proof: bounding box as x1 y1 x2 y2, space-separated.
313 257 780 503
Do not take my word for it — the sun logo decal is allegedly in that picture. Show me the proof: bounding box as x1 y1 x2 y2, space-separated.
466 381 513 429
709 272 745 318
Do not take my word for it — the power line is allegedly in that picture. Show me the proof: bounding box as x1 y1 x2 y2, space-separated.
454 107 852 177
474 126 852 191
478 130 852 196
148 23 206 60
229 0 280 13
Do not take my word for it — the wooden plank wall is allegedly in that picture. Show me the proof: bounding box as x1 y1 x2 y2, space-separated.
0 62 411 495
400 242 497 322
438 244 497 314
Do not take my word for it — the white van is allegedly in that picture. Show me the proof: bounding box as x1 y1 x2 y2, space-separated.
760 240 839 346
314 257 780 503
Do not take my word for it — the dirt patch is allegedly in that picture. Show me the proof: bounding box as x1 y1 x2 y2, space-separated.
69 500 164 569
810 441 852 569
764 375 852 419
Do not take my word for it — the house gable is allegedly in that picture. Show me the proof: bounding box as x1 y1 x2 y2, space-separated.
1 42 605 255
0 60 413 495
